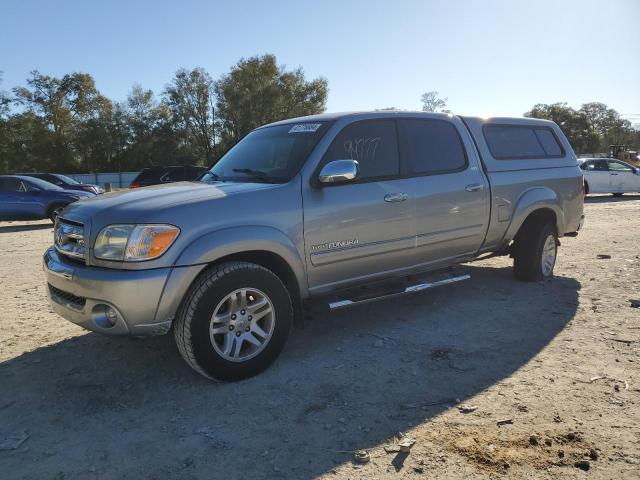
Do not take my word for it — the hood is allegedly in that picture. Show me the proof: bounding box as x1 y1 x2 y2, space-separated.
58 188 95 198
71 183 103 193
61 181 276 225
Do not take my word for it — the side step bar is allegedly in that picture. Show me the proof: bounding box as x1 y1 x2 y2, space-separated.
328 273 470 310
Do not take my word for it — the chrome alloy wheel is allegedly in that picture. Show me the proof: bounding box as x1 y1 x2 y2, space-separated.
541 234 557 277
209 288 275 362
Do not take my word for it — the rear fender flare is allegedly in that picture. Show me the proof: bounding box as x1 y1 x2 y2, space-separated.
503 187 565 244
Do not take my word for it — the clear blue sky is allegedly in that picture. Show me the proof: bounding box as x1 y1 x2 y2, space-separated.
2 0 639 123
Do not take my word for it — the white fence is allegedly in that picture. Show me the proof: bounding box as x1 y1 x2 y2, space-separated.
63 172 139 189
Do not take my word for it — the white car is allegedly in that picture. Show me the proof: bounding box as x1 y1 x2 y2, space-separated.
579 158 640 196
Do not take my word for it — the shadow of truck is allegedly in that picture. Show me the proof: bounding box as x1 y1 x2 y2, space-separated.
0 264 579 479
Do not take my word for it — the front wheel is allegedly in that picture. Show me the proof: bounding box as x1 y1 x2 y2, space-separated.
513 221 558 281
174 261 293 381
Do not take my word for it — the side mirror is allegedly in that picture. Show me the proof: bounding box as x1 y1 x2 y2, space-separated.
318 160 359 185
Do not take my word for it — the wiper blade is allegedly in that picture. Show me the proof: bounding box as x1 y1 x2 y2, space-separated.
232 168 272 182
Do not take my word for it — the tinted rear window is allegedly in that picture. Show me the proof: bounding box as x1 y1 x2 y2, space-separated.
483 125 564 159
160 167 186 182
399 119 467 174
133 168 162 183
0 178 21 192
534 129 562 156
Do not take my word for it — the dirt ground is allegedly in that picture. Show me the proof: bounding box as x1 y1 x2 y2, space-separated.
1 195 639 479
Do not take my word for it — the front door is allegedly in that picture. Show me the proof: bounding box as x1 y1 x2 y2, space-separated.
608 160 640 192
398 118 489 264
302 119 415 292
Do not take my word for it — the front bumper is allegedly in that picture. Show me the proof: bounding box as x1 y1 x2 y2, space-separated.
43 247 204 336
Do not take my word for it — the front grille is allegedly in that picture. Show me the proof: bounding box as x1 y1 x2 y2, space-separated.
54 218 86 262
48 284 86 311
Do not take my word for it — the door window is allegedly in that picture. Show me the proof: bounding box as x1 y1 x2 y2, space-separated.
585 160 609 171
607 161 634 172
323 120 400 180
398 119 467 174
0 178 23 192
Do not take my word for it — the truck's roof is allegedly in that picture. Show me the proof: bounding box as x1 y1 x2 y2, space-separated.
262 111 557 128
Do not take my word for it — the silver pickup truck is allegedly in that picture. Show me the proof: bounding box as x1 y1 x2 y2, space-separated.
44 112 584 381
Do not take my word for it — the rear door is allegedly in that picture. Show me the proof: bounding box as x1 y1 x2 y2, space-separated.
0 178 19 220
398 118 489 264
0 178 39 220
583 160 610 192
302 119 415 291
607 160 639 192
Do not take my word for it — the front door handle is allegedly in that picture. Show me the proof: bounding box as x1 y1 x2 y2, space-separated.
610 173 619 176
384 193 408 203
465 183 483 192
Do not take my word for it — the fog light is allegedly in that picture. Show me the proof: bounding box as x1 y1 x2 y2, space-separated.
106 307 117 322
92 304 118 328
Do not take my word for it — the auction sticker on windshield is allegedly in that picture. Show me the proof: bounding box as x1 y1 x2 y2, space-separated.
288 123 322 133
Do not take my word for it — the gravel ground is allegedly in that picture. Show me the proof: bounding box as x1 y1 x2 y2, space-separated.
0 195 639 479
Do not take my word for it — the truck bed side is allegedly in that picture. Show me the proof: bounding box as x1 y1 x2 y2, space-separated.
461 116 584 254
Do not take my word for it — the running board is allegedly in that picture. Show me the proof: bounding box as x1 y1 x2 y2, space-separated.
328 273 470 310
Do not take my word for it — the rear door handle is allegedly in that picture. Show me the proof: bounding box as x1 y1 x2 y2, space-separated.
465 183 483 192
610 173 618 176
384 193 408 203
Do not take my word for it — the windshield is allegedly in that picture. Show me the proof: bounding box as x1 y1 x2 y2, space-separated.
55 174 79 184
23 177 64 191
202 122 330 184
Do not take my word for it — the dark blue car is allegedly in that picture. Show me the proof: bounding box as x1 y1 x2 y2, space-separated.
0 175 95 223
18 173 104 194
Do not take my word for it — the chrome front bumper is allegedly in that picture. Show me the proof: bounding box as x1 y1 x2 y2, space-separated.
43 247 204 336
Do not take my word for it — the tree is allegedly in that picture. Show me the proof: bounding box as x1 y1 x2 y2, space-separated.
119 84 190 170
579 102 634 151
0 72 10 120
214 54 328 152
13 71 107 136
12 71 112 171
164 68 216 163
421 91 448 113
524 103 600 153
1 112 57 173
0 73 12 172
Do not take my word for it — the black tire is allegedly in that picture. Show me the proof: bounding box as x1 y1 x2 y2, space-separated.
47 203 66 223
584 182 589 195
612 193 624 197
513 220 557 281
174 261 293 381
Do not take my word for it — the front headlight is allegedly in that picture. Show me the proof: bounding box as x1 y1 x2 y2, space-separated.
94 224 180 262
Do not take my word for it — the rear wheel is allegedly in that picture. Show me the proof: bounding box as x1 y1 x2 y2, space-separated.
174 261 293 381
584 181 589 195
513 220 557 281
